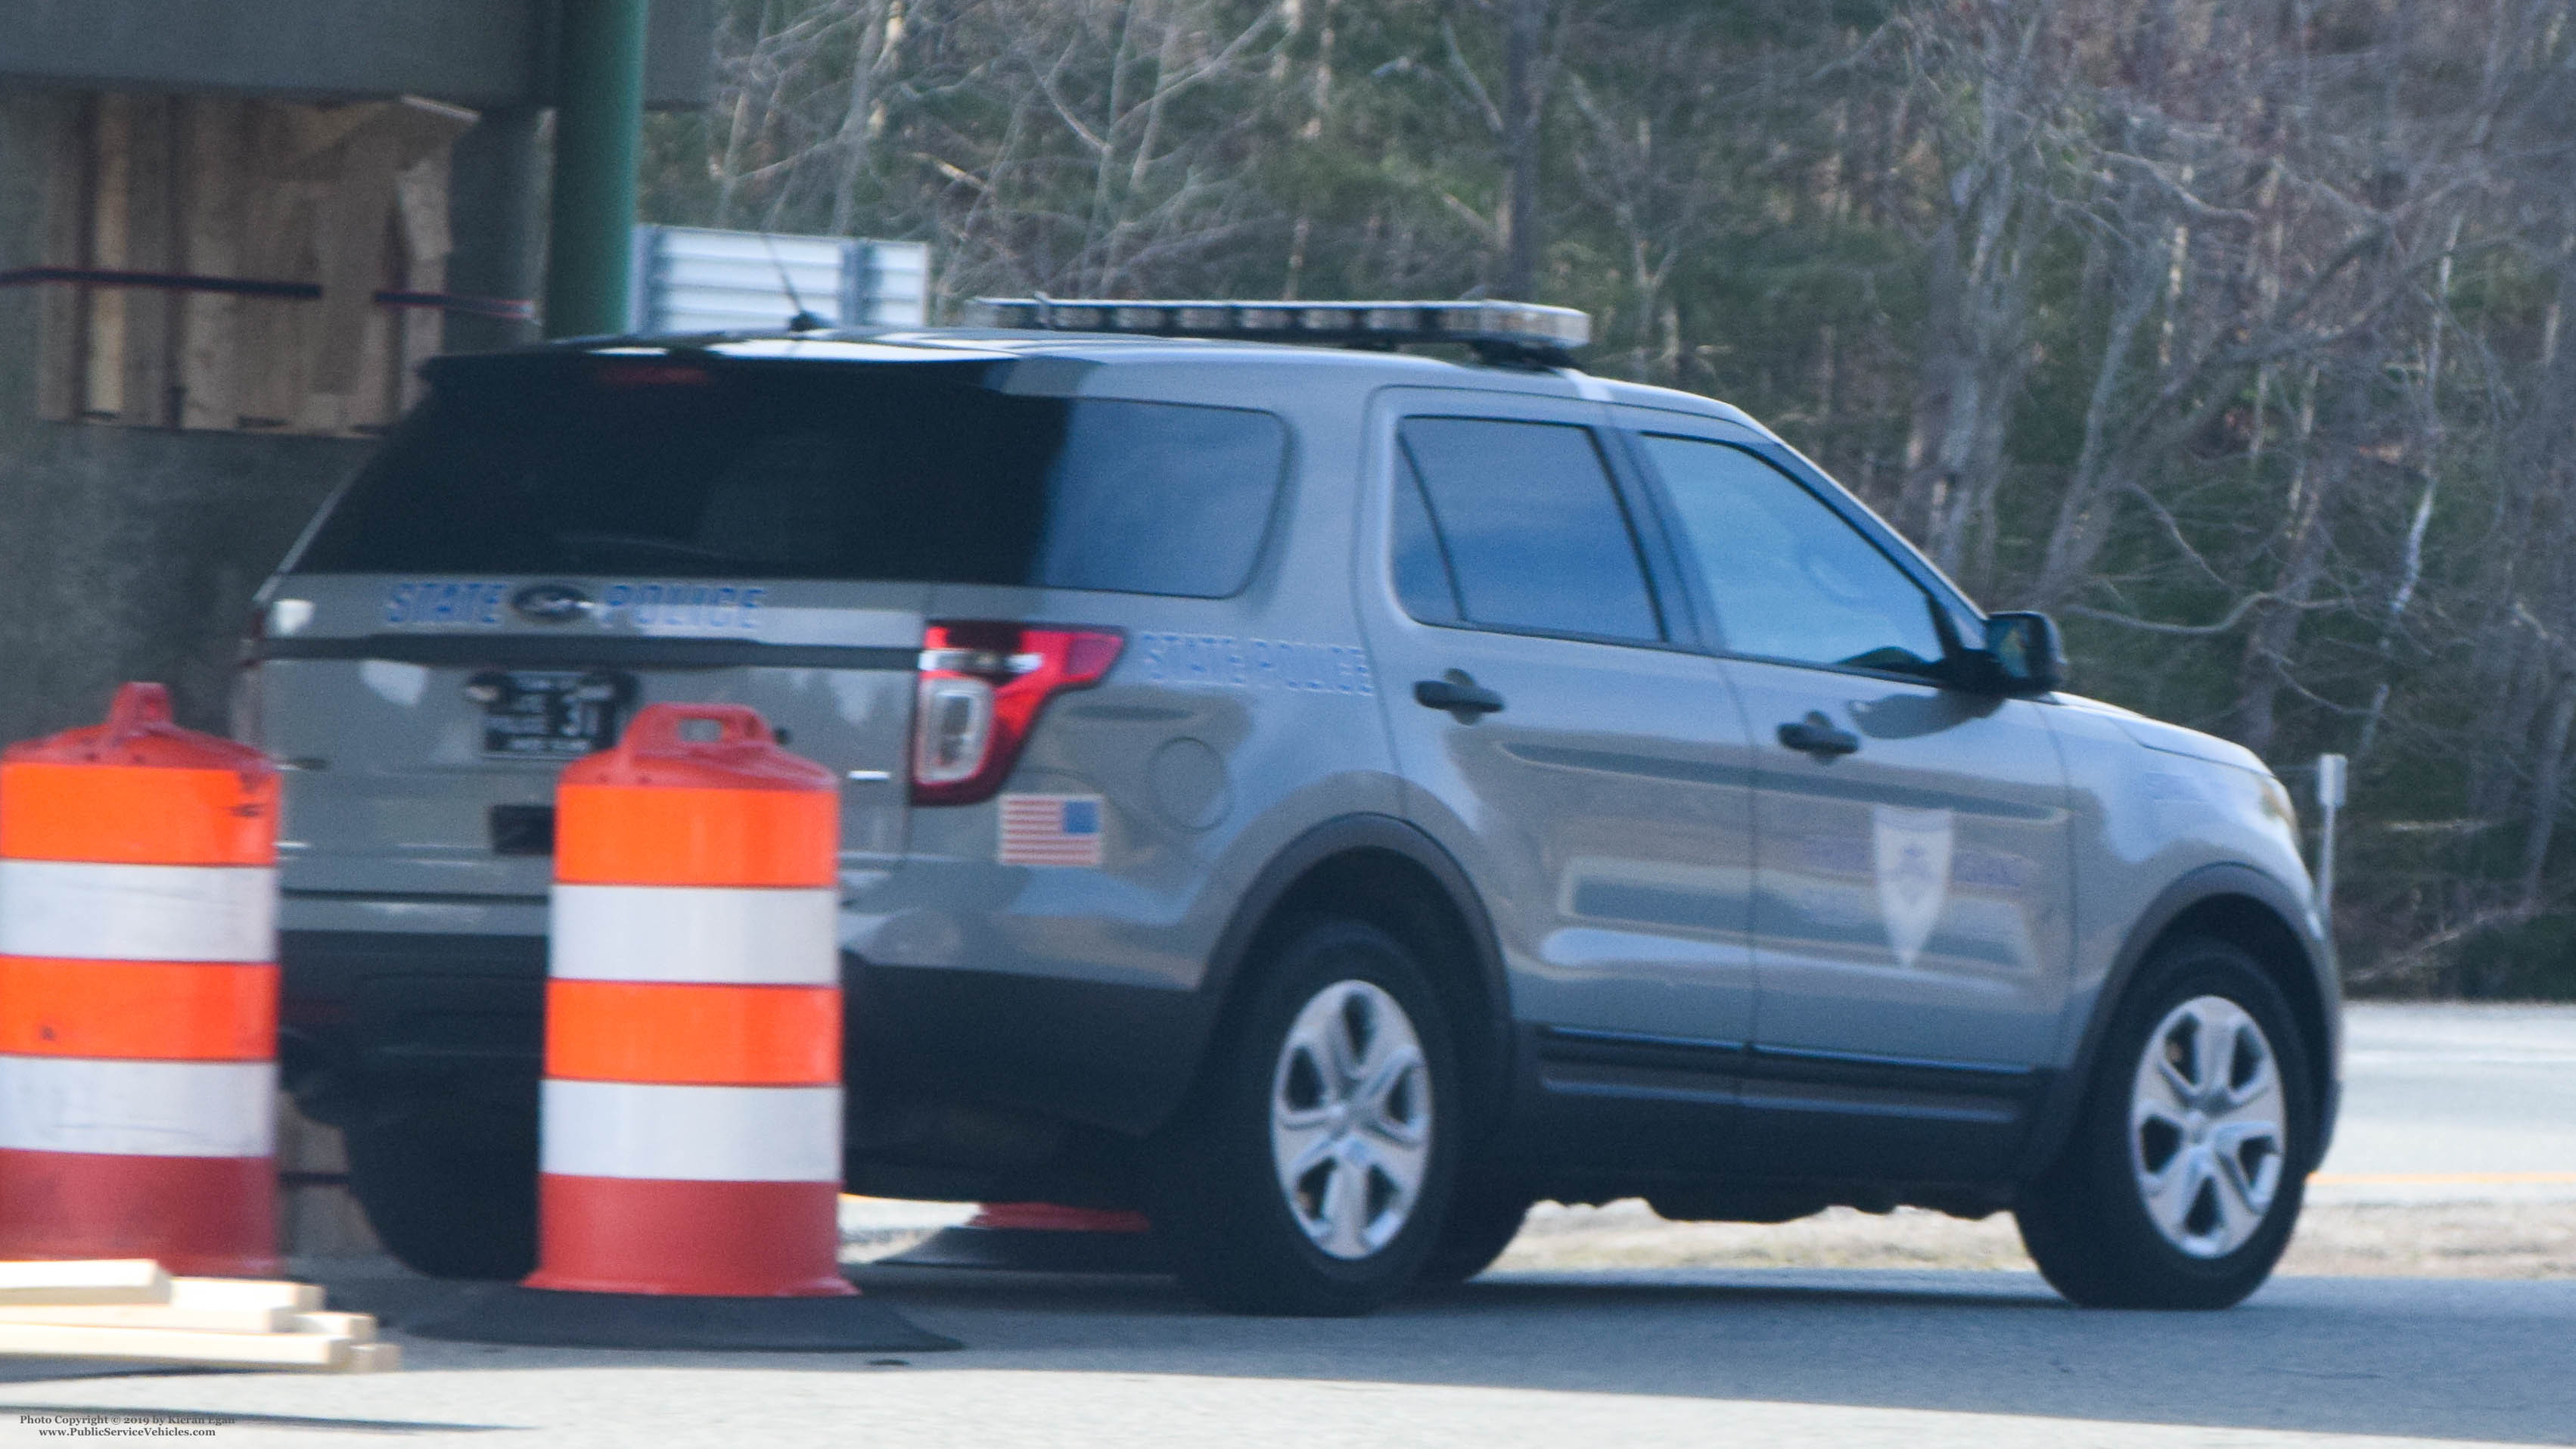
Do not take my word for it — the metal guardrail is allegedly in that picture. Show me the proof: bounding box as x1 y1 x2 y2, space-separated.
628 225 928 333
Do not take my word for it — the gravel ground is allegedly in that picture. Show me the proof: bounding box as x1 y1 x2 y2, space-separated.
1492 1198 2576 1279
840 1000 2576 1283
842 1197 2576 1279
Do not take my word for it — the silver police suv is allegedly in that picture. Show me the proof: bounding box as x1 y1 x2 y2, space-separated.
244 300 2338 1315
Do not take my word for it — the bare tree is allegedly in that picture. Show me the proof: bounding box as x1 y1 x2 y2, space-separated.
644 0 2576 991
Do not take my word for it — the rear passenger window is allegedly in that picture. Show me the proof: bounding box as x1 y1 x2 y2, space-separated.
1397 418 1661 643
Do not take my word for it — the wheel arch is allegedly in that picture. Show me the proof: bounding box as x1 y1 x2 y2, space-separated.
1183 813 1515 1146
2018 863 2340 1181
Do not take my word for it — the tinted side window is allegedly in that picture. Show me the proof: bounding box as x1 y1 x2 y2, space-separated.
1033 400 1288 596
1636 434 1944 675
1399 418 1660 642
1390 456 1464 624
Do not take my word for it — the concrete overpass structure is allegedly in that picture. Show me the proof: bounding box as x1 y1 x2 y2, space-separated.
0 0 713 746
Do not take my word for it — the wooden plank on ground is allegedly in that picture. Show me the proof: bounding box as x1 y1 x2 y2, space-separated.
290 1311 375 1342
0 1321 351 1370
167 1278 325 1313
0 1261 168 1306
0 1303 289 1333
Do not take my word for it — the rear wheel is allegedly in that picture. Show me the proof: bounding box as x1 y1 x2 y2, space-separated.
345 1107 538 1280
2016 937 2313 1309
1151 918 1459 1315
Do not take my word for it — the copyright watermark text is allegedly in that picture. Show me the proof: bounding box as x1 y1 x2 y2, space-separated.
18 1411 229 1438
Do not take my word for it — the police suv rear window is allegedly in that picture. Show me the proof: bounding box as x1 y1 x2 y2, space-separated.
292 358 1288 599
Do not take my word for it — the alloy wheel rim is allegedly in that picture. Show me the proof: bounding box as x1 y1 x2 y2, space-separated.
2128 993 2289 1259
1269 978 1434 1260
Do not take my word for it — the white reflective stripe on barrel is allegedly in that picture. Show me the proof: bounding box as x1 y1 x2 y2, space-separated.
548 885 839 985
538 1080 841 1183
0 1057 277 1158
0 862 276 963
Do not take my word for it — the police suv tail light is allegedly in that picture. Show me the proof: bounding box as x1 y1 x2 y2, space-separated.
913 674 996 788
910 623 1124 806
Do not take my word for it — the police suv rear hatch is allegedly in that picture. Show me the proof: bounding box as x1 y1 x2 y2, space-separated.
249 341 1039 926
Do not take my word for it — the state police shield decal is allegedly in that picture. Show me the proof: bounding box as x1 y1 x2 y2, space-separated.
1872 805 1954 971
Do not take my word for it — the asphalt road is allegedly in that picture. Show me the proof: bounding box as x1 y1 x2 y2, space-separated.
0 1004 2566 1448
2 1267 2568 1447
2312 1004 2576 1202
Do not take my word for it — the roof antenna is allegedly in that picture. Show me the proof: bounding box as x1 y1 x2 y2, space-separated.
760 232 831 332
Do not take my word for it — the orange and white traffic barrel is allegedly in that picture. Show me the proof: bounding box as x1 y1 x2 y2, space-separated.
524 702 852 1298
0 683 281 1276
415 702 947 1349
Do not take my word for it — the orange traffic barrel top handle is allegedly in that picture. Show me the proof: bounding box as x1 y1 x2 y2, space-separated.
0 682 278 866
624 702 774 754
555 703 839 888
562 703 840 795
2 681 274 776
104 680 173 737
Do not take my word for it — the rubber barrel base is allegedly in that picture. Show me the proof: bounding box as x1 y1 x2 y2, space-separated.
878 1225 1170 1275
526 1174 852 1298
409 1286 959 1352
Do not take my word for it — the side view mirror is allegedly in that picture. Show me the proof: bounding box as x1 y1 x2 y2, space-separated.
1981 611 2066 695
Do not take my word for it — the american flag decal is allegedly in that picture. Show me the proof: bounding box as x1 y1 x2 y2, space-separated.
998 794 1107 866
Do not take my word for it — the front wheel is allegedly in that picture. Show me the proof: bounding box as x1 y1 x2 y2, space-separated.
1150 918 1459 1315
2016 937 2314 1309
1415 1183 1533 1286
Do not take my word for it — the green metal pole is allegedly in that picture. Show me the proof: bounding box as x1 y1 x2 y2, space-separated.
545 0 648 337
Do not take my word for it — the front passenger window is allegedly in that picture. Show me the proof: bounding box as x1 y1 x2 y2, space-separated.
1637 435 1945 676
1391 456 1464 625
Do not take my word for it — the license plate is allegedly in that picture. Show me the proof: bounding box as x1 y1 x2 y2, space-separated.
478 670 623 760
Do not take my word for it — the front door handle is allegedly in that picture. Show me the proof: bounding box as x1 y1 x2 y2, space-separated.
1414 671 1506 722
1777 711 1860 757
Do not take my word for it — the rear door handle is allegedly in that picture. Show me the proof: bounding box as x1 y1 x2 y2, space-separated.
1414 672 1506 721
1777 712 1860 757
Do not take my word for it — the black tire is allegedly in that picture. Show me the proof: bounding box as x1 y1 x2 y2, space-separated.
1415 1182 1533 1286
1149 917 1461 1316
2016 937 2315 1310
345 1108 538 1280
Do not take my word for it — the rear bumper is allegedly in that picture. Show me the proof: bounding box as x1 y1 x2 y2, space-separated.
278 926 1213 1141
280 929 546 1121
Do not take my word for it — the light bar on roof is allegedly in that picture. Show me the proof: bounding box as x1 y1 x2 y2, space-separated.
960 297 1592 353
